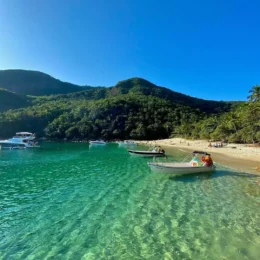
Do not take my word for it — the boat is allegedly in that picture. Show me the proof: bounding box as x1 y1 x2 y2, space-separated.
128 147 165 157
117 140 137 147
147 151 216 175
89 140 106 145
128 150 165 157
0 132 40 150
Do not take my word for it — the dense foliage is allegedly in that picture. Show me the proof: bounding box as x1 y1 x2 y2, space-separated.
33 77 234 114
0 70 234 113
0 88 30 112
0 94 204 140
175 87 260 143
0 69 258 143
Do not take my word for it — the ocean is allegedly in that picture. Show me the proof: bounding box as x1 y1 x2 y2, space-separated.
0 142 259 259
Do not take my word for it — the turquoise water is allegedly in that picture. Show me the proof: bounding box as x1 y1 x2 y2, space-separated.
0 143 260 260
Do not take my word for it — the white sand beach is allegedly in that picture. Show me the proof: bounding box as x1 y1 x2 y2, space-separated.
136 138 260 175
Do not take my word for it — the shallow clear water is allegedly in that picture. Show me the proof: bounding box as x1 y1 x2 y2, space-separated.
0 143 260 260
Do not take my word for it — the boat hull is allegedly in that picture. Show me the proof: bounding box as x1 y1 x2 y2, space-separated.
0 144 41 150
128 150 165 157
89 141 106 145
0 146 26 150
147 162 216 175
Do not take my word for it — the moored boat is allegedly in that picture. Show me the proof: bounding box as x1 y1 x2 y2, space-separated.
0 132 40 150
147 151 216 175
89 140 106 145
128 149 165 157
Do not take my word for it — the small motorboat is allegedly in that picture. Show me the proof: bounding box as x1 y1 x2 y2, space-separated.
117 140 137 147
89 140 106 145
128 146 165 157
147 151 216 175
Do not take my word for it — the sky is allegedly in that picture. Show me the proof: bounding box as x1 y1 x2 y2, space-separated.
0 0 259 101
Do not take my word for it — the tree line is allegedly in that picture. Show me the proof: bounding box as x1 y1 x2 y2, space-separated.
174 85 260 143
0 85 259 143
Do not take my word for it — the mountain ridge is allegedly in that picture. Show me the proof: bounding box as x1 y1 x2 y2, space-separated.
0 69 229 100
0 70 255 143
0 69 84 96
0 70 238 114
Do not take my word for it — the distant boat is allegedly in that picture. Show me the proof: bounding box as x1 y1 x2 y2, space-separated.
117 140 137 147
89 140 106 145
0 132 40 150
128 149 165 157
147 151 216 175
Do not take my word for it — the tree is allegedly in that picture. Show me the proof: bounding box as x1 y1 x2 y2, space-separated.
248 85 260 102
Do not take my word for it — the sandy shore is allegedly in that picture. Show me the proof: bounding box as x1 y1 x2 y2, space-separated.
136 138 260 175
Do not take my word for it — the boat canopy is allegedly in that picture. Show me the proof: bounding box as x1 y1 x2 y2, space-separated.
192 151 211 156
15 132 33 136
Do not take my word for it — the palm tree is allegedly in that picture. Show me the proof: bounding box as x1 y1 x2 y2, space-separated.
248 85 260 102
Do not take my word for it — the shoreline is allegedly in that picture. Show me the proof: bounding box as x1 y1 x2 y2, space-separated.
136 138 260 175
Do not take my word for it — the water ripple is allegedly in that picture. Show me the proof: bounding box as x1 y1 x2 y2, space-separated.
0 143 259 259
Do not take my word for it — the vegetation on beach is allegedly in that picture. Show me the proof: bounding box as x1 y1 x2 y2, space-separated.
176 99 260 143
0 70 259 143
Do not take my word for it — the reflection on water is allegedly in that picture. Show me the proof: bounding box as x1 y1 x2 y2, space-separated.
0 143 259 259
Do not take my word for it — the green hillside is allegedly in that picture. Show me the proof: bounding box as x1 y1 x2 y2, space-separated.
0 69 257 143
1 89 257 143
112 78 233 114
0 93 203 139
0 88 30 112
0 70 235 114
0 70 84 96
33 77 234 114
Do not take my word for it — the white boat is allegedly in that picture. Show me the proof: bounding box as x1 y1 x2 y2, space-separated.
128 149 165 157
117 140 137 147
89 140 106 145
147 151 216 175
0 132 40 150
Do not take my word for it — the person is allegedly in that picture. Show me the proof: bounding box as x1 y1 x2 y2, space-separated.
157 146 162 152
201 156 206 163
203 155 213 167
192 155 199 166
208 142 212 148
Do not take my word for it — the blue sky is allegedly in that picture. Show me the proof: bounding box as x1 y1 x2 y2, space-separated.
0 0 259 101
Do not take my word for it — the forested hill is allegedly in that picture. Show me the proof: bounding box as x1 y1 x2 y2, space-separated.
113 78 233 113
34 77 234 114
0 70 85 96
0 70 237 121
0 69 235 114
0 88 30 112
1 69 256 143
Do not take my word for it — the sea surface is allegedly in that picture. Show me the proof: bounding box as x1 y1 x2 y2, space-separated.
0 143 260 260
